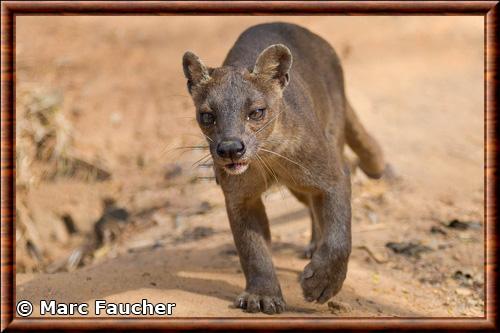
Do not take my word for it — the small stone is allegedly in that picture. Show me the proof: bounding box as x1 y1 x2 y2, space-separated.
367 211 378 224
456 287 472 296
180 226 215 241
194 201 211 215
137 154 145 168
386 241 432 258
328 301 352 313
446 219 481 230
164 163 183 180
467 298 479 306
430 226 447 235
110 112 122 125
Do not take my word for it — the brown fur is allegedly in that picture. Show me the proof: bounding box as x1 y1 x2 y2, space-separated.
183 22 386 314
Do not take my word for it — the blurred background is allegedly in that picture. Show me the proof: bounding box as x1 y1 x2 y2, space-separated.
15 16 484 317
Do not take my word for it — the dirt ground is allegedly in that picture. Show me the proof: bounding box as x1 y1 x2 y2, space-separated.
15 16 484 317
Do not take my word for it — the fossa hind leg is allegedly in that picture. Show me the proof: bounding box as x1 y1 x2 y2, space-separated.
299 171 352 304
289 189 319 259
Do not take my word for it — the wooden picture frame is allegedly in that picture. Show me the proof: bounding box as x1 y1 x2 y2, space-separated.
1 1 497 330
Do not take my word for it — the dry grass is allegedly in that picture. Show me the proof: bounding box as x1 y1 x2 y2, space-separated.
16 88 112 272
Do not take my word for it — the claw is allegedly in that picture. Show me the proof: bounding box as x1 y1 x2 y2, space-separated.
234 292 285 314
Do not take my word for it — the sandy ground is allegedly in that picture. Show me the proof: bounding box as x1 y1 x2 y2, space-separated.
15 16 484 317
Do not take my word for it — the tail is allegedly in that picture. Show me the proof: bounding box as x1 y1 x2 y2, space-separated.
345 101 386 179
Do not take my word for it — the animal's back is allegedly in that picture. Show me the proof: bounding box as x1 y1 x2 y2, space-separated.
224 22 347 140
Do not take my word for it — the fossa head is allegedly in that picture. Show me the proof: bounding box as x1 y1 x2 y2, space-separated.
183 44 292 175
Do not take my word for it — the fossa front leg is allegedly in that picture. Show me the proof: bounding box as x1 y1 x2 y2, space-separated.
225 196 285 314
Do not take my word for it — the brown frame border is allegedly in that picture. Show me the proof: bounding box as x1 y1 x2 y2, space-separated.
1 1 497 331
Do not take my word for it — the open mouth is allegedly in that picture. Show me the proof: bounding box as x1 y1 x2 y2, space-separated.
223 162 249 175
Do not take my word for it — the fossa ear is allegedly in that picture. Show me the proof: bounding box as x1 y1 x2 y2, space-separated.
253 44 292 89
182 51 211 94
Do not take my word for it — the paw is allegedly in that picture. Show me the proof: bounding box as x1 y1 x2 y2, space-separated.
300 254 347 304
234 291 286 314
302 241 317 259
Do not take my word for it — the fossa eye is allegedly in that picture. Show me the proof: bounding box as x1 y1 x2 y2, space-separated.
248 108 265 121
199 112 215 126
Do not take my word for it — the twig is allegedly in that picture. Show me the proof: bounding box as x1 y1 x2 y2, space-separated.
355 245 389 264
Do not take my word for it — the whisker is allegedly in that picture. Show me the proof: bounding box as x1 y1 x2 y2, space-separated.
191 153 212 168
157 143 208 161
260 155 279 184
269 157 298 185
157 143 181 160
257 153 286 201
164 94 192 99
255 153 269 189
259 148 311 174
196 176 216 182
175 145 209 151
180 133 210 140
255 109 284 135
203 134 214 143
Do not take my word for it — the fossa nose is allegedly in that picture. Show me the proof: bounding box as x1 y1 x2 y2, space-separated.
216 138 246 159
